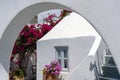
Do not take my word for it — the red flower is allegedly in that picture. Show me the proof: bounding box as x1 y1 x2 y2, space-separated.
11 10 71 69
30 25 35 29
15 61 20 65
17 46 25 51
45 14 56 22
10 56 14 61
41 24 52 34
27 38 33 45
20 25 29 36
34 30 43 39
12 43 17 55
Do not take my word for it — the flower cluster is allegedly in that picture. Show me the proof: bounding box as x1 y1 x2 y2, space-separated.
11 9 71 65
44 60 62 75
10 9 71 80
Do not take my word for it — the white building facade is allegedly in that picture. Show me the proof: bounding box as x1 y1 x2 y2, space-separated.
37 12 102 80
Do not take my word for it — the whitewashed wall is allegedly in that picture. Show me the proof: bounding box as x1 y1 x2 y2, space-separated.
0 0 120 76
0 63 8 80
37 36 95 80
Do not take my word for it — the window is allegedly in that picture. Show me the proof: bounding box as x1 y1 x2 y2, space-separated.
55 46 69 71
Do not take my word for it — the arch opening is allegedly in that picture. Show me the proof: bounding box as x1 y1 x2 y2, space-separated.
0 1 117 80
0 2 72 73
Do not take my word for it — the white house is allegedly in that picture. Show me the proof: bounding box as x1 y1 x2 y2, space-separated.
37 36 95 80
37 12 102 80
37 12 120 80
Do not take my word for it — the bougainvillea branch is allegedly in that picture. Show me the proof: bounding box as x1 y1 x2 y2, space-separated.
10 10 71 70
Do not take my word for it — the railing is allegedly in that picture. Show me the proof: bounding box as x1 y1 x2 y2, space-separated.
94 39 107 79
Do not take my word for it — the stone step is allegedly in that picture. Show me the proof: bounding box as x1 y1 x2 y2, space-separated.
102 65 120 79
99 76 120 80
105 55 116 66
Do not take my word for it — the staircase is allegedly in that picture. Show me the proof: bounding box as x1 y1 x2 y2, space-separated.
98 52 120 80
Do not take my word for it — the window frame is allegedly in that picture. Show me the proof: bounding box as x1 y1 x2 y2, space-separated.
55 46 69 71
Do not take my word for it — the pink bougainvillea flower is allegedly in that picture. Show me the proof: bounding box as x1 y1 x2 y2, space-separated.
41 24 52 34
10 56 14 61
45 14 56 22
11 10 71 72
27 38 33 45
44 60 62 75
30 24 35 29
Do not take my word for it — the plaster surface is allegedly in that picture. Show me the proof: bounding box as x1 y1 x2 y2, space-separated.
0 0 120 74
37 37 95 80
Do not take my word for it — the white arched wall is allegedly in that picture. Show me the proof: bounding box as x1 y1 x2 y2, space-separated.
0 0 120 74
0 2 71 72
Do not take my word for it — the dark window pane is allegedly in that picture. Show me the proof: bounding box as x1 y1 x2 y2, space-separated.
64 50 67 58
64 59 68 68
